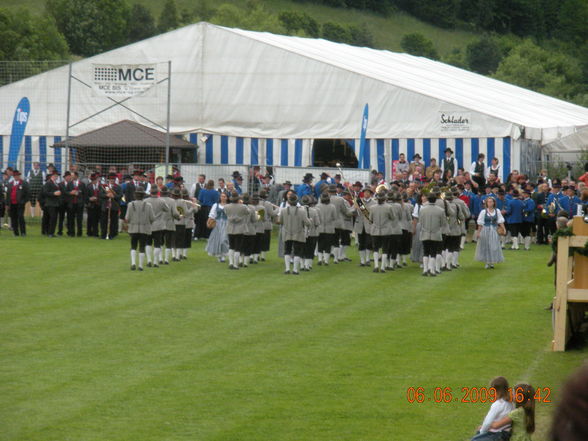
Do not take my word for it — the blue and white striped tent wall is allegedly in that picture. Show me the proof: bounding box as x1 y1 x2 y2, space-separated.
1 134 514 183
193 134 513 182
0 135 65 175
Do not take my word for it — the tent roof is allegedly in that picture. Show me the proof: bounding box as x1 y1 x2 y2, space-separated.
226 26 588 136
2 22 587 144
51 120 195 149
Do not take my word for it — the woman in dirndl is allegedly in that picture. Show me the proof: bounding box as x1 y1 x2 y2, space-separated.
475 196 505 269
410 193 427 265
206 192 230 262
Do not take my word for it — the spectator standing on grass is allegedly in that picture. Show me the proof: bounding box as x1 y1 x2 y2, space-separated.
5 170 29 236
471 376 514 441
475 197 505 269
26 161 45 217
195 180 219 240
41 171 61 238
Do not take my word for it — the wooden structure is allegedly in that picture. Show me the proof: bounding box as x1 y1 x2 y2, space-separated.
553 216 588 351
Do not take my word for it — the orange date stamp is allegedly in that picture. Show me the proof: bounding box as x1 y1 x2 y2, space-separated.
406 386 552 404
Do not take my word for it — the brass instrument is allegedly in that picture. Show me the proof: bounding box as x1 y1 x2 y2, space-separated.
258 207 266 221
375 183 388 194
542 201 556 217
103 184 113 239
177 205 185 216
354 197 373 224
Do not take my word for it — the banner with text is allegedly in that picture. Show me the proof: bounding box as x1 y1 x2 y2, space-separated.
92 64 158 98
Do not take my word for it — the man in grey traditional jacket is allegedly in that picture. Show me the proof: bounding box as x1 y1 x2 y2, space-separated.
420 193 448 276
368 191 396 273
278 193 311 275
145 187 171 267
224 192 255 270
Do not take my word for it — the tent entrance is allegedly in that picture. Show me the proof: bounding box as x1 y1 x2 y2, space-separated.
312 139 358 168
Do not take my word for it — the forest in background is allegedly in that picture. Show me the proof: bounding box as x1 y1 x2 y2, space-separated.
0 0 587 106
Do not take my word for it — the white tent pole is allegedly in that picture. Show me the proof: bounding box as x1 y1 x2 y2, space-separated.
64 62 72 172
165 60 171 175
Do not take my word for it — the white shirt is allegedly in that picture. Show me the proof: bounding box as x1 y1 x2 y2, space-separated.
470 161 489 179
480 398 514 433
477 208 505 226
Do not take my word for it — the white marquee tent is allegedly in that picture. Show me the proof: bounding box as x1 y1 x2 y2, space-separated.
1 22 587 179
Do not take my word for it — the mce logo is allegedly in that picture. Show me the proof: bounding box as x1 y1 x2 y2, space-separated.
94 66 155 82
118 67 155 81
16 108 28 124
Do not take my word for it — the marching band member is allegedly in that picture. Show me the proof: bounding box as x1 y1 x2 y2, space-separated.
224 192 252 270
182 188 198 259
387 192 403 270
145 187 170 268
443 192 463 270
316 192 337 266
125 186 154 271
340 190 356 262
521 190 536 251
369 191 395 273
278 193 311 275
301 195 320 271
475 197 505 269
251 193 266 264
259 190 277 261
399 193 413 267
328 184 355 263
453 188 470 265
241 193 258 267
171 188 192 261
419 193 447 276
99 172 122 240
353 187 375 267
434 188 452 273
505 190 524 250
160 187 179 265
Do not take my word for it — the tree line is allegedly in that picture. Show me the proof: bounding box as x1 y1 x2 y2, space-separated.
0 0 586 105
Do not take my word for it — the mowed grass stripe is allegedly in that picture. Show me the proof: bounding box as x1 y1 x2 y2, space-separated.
1 230 585 441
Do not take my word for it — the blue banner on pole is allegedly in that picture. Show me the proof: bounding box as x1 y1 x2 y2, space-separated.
358 103 368 168
8 97 30 168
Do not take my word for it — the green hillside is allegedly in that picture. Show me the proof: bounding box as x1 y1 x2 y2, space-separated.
4 0 477 56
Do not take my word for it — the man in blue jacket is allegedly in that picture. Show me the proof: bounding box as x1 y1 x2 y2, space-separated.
505 190 524 250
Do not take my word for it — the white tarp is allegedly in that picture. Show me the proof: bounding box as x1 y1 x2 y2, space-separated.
1 22 588 144
543 126 588 153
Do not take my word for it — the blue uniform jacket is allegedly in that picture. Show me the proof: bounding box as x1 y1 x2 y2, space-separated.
505 198 524 224
522 198 536 222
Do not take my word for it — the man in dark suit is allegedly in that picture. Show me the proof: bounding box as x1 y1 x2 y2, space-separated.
57 171 71 236
86 173 102 237
41 171 62 237
66 171 86 236
5 169 29 236
100 172 123 239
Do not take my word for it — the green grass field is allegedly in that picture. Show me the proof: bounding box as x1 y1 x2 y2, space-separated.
1 225 586 441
